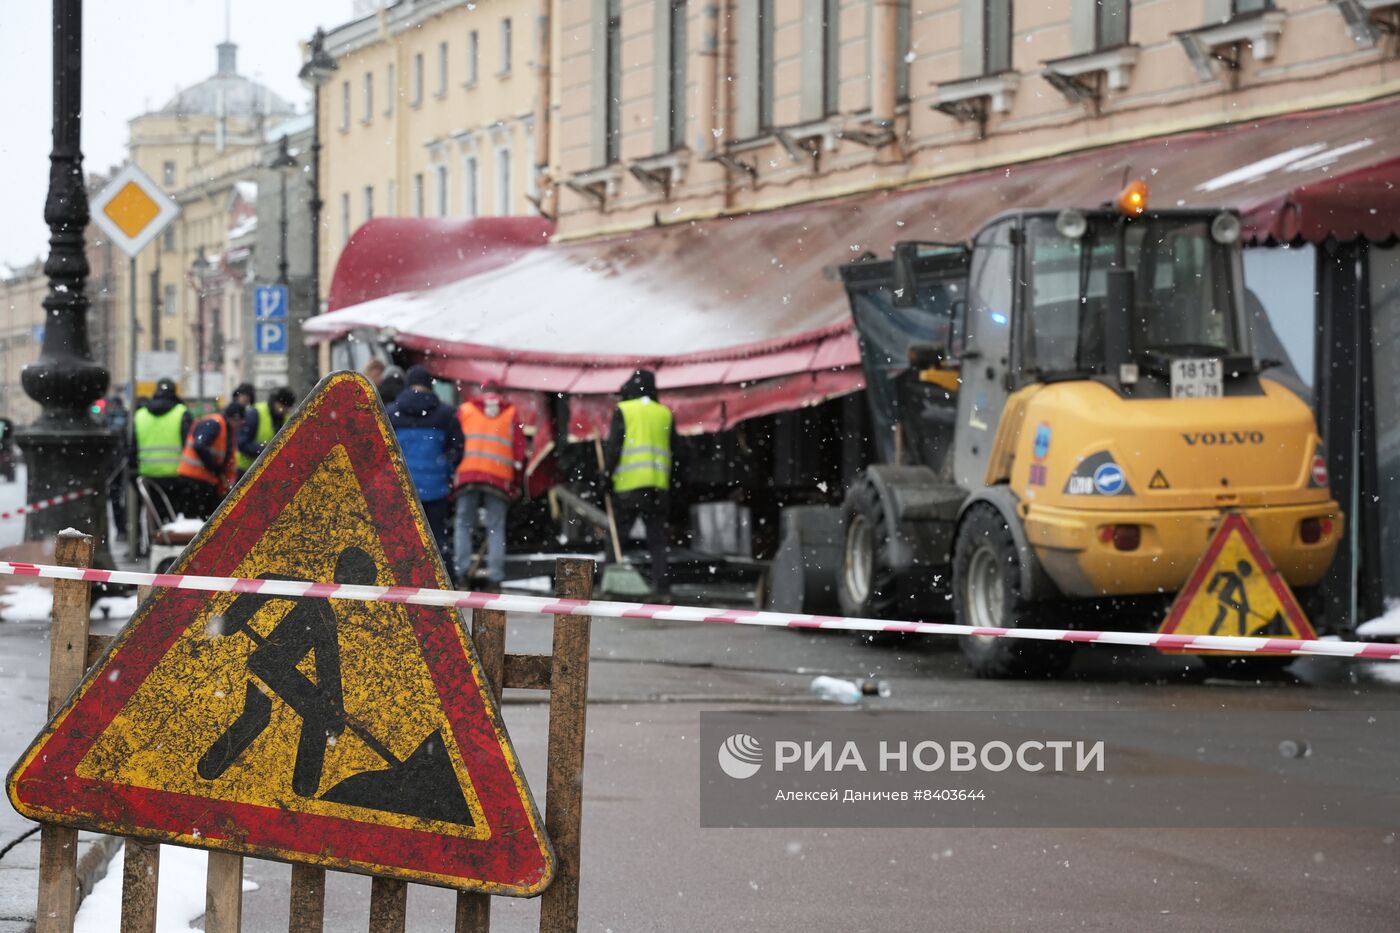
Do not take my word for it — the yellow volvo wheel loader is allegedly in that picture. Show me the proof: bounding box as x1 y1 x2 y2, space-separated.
832 186 1343 677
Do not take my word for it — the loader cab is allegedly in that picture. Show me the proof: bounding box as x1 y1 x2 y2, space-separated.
847 207 1255 489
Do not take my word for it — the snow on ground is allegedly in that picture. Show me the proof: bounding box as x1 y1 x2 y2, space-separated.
74 844 258 933
1356 601 1400 639
503 575 554 593
161 517 204 535
0 584 137 623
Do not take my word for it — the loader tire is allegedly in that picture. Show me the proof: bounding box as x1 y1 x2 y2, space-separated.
836 480 901 620
953 504 1075 679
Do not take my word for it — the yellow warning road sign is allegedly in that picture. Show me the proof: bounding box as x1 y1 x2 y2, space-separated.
7 373 552 894
1159 513 1316 653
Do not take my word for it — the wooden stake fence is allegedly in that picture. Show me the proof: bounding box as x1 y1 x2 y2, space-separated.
30 535 593 933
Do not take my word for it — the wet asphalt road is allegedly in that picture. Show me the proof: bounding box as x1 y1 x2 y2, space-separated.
220 613 1400 932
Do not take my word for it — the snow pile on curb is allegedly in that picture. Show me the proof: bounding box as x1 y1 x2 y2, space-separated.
0 584 137 623
74 844 258 932
1356 602 1400 639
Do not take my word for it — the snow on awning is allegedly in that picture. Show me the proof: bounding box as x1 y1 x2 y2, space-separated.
307 95 1400 433
323 216 555 325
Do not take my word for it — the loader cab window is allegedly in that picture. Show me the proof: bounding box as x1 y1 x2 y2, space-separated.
1022 214 1248 378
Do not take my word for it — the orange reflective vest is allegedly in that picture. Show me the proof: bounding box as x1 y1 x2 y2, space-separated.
177 415 237 494
455 402 519 491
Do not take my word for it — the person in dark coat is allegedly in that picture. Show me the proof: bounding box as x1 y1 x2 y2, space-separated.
377 366 405 405
387 365 464 578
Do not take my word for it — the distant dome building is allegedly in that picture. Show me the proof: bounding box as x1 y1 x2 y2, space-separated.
159 41 295 120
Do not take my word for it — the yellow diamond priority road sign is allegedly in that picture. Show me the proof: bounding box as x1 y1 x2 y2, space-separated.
90 163 179 257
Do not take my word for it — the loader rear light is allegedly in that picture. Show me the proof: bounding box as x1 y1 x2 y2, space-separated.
1116 180 1149 217
1100 524 1141 551
1300 517 1332 544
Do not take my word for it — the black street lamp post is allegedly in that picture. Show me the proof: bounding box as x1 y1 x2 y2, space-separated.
298 28 336 393
18 0 116 566
269 133 297 287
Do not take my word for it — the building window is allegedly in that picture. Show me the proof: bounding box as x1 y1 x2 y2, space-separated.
801 0 841 121
495 147 512 215
657 0 688 151
163 284 177 317
1230 0 1272 16
162 161 176 186
437 41 449 96
340 80 350 129
467 30 479 85
363 72 374 122
385 62 395 114
895 0 911 101
413 173 425 217
363 185 374 221
1093 0 1129 48
607 0 622 161
413 52 424 105
162 226 176 252
387 179 397 216
435 164 449 216
967 0 1012 76
163 339 176 352
500 18 513 75
463 155 480 217
737 0 776 137
340 192 350 245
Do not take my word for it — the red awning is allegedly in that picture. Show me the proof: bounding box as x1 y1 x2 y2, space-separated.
307 95 1400 435
325 216 554 319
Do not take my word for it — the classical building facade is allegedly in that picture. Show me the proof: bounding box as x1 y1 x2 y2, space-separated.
115 40 298 403
318 0 547 292
551 0 1400 233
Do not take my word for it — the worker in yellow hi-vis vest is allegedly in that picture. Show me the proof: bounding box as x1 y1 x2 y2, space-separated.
603 369 679 595
236 387 295 476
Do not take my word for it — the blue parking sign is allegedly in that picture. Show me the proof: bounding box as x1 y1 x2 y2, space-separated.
255 321 288 353
255 285 288 320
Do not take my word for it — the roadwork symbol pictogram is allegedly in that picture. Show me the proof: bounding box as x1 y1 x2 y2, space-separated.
1158 513 1316 653
6 373 553 894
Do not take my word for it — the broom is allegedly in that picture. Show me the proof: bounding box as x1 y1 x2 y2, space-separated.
594 438 652 597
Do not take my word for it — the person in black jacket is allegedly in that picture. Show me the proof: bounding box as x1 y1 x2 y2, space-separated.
387 366 464 579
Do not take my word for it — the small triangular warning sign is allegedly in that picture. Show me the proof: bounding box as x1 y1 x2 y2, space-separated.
1149 469 1170 490
1158 513 1316 654
6 373 552 895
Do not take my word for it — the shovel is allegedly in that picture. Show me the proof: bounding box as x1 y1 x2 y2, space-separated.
594 438 652 597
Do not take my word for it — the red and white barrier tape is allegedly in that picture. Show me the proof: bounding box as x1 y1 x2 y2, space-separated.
0 489 97 522
0 559 1396 661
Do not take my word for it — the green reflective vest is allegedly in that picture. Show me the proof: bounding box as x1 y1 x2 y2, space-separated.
134 404 188 478
613 398 673 493
236 401 276 471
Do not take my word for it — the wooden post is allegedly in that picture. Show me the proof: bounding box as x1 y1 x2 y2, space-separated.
368 877 407 932
204 850 243 933
287 864 326 932
34 531 94 933
456 608 507 933
538 559 593 933
118 841 159 933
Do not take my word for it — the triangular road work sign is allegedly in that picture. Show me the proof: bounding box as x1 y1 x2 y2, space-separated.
7 373 553 895
1159 513 1316 654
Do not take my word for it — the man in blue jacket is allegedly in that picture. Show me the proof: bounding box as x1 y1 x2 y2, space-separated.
388 366 464 579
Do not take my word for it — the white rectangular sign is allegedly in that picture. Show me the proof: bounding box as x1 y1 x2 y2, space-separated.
135 350 181 382
252 355 289 373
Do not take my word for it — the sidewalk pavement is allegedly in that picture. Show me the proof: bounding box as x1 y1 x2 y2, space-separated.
0 536 140 932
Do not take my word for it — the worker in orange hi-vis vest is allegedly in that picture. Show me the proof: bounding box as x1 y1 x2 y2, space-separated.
175 402 247 520
453 381 526 590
